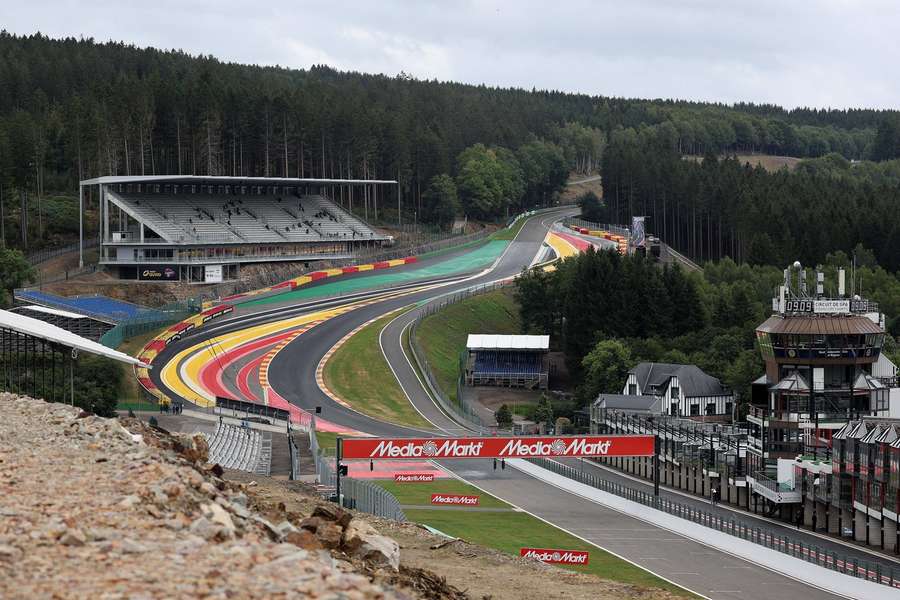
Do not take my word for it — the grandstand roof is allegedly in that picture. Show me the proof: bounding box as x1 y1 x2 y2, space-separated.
466 334 550 351
0 309 150 368
81 175 397 186
17 305 87 320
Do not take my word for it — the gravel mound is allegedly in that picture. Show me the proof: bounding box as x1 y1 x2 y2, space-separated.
0 393 408 599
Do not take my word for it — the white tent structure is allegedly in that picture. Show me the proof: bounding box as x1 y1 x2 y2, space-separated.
0 308 149 407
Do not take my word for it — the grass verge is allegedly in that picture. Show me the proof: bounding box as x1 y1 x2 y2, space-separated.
115 328 165 411
374 479 508 509
490 215 527 241
323 308 431 429
415 287 520 402
383 477 695 597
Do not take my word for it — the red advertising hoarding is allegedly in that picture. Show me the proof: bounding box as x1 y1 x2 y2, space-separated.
520 548 590 565
342 435 655 460
394 473 435 483
431 493 480 506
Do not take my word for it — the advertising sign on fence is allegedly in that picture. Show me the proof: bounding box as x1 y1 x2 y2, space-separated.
343 435 655 460
520 548 590 565
431 493 479 506
139 265 180 281
394 473 435 483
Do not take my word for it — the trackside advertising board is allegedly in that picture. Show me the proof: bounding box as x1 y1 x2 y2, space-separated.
394 473 434 483
431 494 479 506
342 435 655 460
520 548 590 565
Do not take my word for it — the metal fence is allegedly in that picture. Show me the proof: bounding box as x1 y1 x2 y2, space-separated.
307 419 405 521
407 281 519 433
25 239 99 266
99 298 201 348
531 457 900 589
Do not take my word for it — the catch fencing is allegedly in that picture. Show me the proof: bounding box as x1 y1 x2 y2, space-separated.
531 457 900 590
308 419 405 521
99 298 200 348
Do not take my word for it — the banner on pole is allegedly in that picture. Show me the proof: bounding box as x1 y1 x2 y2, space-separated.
631 216 646 248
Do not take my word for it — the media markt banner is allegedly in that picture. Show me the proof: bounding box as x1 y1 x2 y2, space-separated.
431 493 479 506
631 216 646 248
520 548 590 565
394 473 434 483
139 265 179 281
341 434 656 460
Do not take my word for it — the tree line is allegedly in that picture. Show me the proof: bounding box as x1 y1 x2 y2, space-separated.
1 32 899 251
515 249 900 409
600 124 900 271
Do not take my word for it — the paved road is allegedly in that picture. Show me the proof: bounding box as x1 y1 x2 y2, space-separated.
456 459 845 600
151 209 850 599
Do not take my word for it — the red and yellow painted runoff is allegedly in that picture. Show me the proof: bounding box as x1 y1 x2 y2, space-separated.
155 283 440 430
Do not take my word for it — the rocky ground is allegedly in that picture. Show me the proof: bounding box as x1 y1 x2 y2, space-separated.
0 393 424 599
0 393 681 600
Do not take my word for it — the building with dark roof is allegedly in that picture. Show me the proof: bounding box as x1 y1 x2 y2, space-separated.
622 362 735 420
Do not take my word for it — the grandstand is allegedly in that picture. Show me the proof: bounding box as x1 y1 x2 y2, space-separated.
465 334 550 389
204 421 271 476
78 175 396 282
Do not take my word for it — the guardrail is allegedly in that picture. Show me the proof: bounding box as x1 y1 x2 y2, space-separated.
531 457 900 589
407 281 519 433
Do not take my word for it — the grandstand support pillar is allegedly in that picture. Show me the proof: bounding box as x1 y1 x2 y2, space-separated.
78 184 84 268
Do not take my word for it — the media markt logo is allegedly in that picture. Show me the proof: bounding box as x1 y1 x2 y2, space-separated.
520 548 590 565
550 439 567 455
422 440 438 457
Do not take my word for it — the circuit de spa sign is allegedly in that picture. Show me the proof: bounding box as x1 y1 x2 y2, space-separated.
340 435 656 460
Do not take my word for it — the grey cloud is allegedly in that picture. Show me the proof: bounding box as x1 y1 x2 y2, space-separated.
1 0 898 109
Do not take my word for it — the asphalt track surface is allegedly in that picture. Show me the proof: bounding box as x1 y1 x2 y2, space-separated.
153 210 850 599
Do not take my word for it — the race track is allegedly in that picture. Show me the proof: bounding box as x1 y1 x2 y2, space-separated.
151 209 852 599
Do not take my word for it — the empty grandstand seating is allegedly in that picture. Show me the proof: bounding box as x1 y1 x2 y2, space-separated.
204 421 271 475
473 351 542 377
14 290 160 323
108 190 383 245
467 350 548 389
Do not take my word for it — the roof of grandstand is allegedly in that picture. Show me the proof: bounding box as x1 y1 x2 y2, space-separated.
14 290 160 324
81 175 397 185
15 305 88 320
0 309 150 368
466 334 550 351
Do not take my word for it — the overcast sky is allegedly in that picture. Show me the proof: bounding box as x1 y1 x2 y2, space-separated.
3 0 899 110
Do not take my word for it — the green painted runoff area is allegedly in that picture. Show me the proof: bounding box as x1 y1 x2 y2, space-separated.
243 240 509 307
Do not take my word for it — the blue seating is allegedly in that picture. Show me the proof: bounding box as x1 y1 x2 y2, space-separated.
473 351 542 377
15 290 159 323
